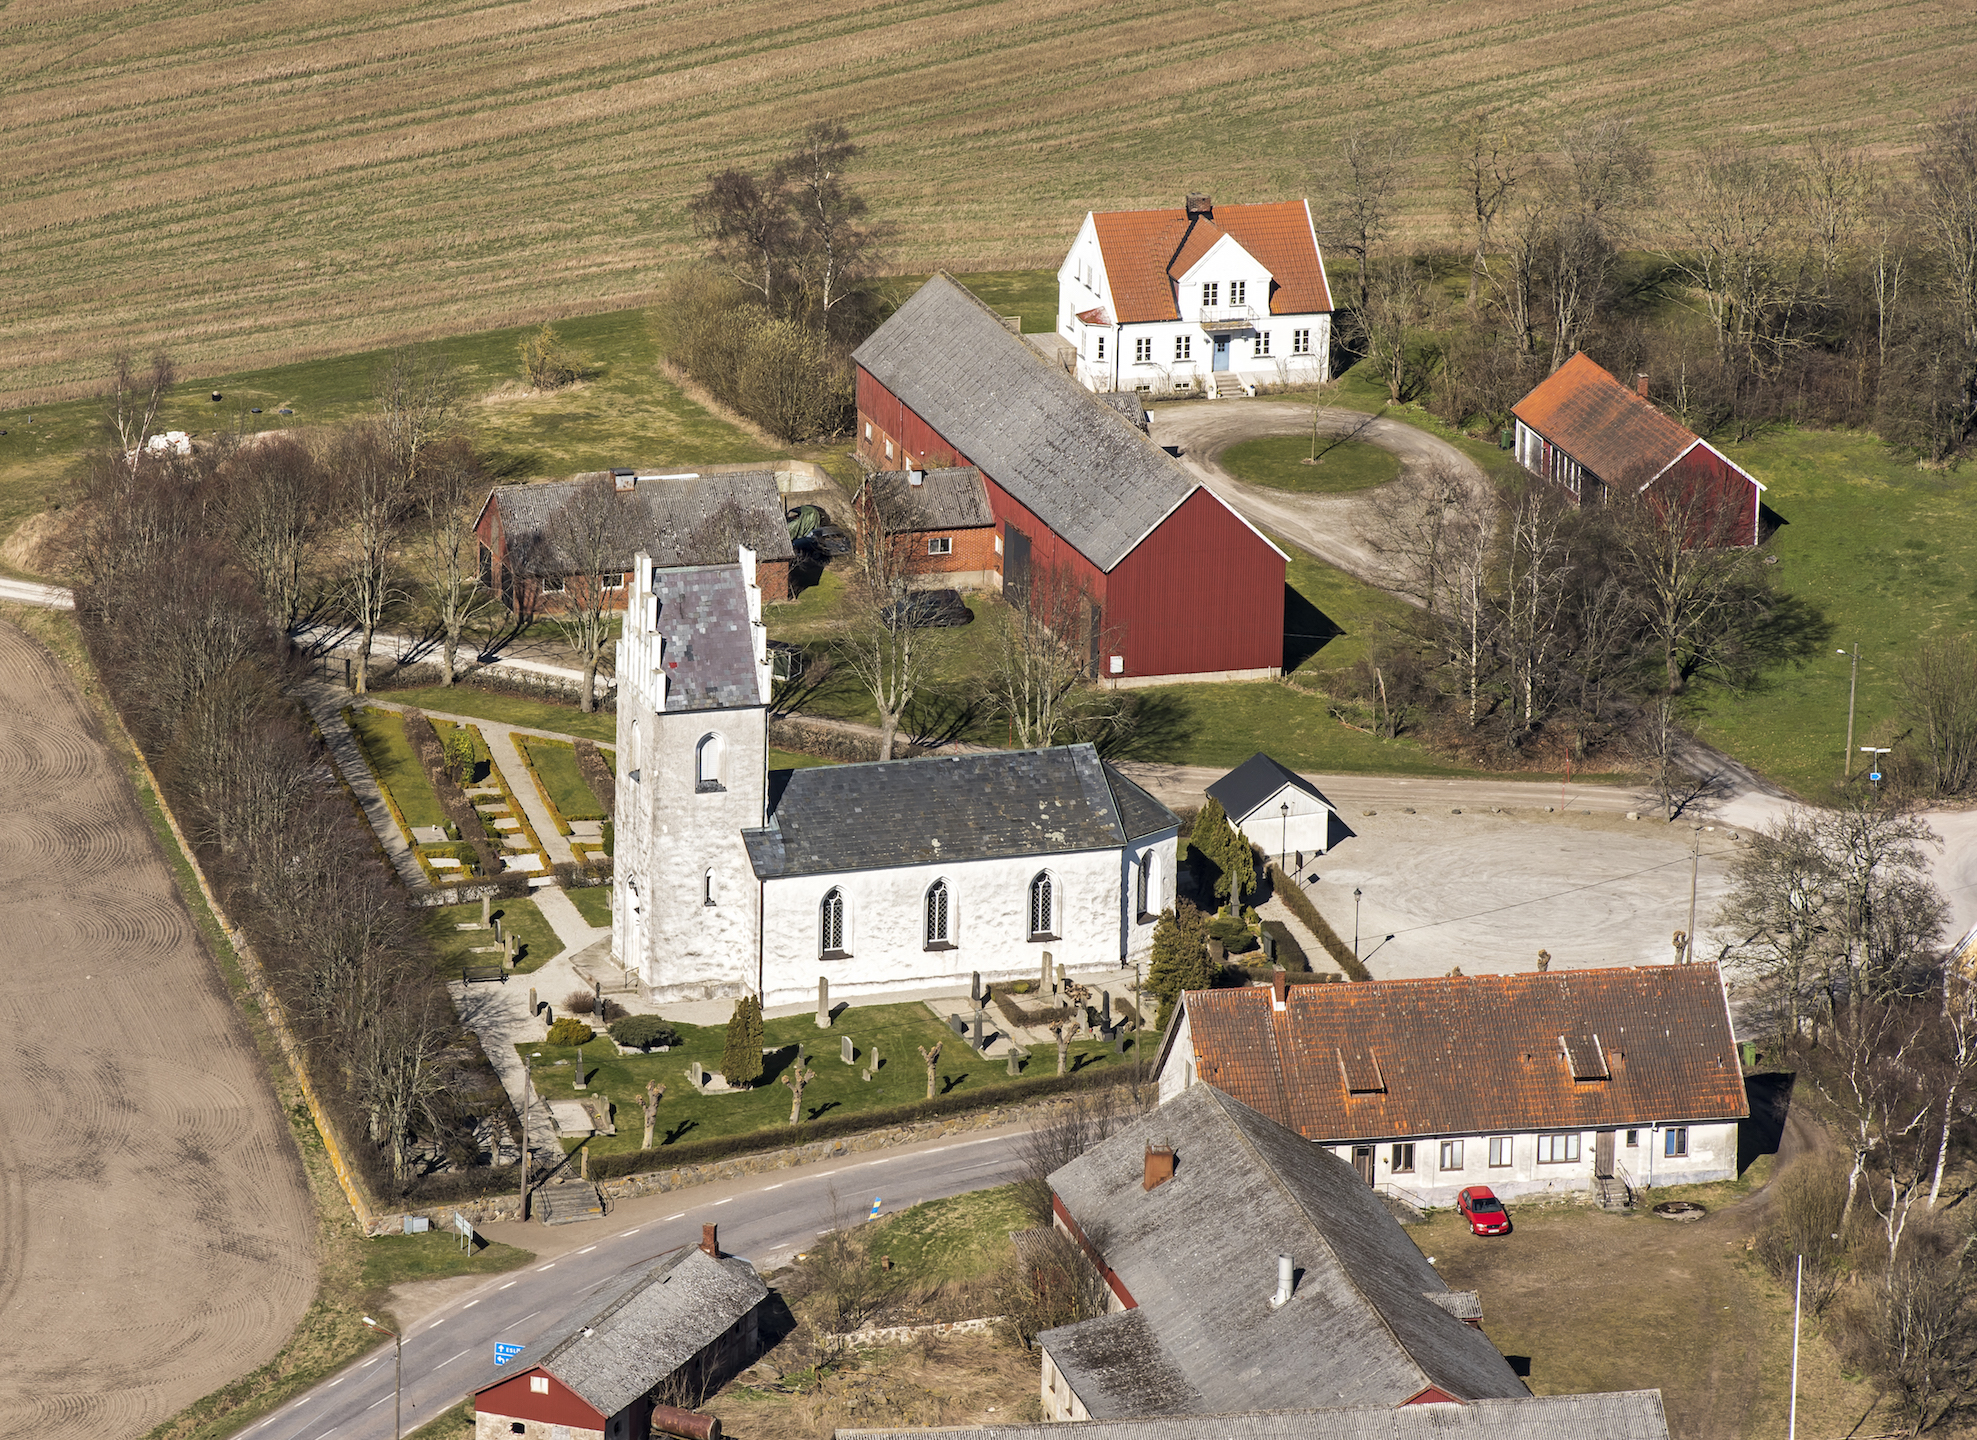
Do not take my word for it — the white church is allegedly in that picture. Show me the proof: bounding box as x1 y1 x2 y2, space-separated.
612 548 1181 1007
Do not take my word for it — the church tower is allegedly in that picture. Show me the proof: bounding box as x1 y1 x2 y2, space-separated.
613 548 772 1002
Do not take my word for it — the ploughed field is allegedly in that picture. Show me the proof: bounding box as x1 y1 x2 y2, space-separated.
4 0 1972 401
0 623 315 1434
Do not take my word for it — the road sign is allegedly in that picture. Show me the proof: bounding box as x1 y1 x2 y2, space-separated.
1870 772 1882 782
495 1342 525 1367
869 1196 882 1219
454 1211 474 1236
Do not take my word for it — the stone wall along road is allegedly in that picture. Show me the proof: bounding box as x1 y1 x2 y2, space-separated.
0 624 315 1437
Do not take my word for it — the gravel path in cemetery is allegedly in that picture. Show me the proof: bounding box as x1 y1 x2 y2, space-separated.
0 623 314 1436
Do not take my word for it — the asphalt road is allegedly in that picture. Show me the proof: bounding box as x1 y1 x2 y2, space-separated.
252 1127 1032 1440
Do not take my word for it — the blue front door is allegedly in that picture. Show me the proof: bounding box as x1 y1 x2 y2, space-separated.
1212 336 1230 371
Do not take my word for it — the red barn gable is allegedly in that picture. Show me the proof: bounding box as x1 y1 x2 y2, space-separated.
853 274 1287 682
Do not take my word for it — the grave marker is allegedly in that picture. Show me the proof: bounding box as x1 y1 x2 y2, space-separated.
841 1035 854 1065
816 977 830 1029
481 894 491 927
970 971 981 1005
689 1059 705 1088
972 1008 985 1050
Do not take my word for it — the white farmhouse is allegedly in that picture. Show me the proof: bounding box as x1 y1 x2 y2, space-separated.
613 550 1180 1007
1153 965 1749 1208
1056 194 1334 398
1205 751 1338 868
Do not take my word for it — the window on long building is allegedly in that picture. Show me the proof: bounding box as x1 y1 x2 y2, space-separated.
820 888 846 955
925 880 950 947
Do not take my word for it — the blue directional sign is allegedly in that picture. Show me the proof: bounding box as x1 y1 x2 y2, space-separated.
1870 772 1882 783
495 1342 525 1367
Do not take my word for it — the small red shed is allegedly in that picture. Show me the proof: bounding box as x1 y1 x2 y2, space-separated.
853 275 1288 683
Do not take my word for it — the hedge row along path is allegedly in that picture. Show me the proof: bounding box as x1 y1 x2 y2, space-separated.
0 622 315 1435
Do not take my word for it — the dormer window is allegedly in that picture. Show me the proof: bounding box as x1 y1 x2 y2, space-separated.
1337 1048 1386 1094
1560 1033 1609 1081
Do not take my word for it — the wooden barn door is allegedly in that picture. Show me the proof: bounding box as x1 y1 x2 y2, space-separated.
1595 1130 1616 1177
1004 524 1031 601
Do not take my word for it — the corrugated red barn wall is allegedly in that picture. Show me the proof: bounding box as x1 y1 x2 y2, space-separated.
1106 488 1284 676
979 476 1109 607
1646 447 1760 548
856 369 965 470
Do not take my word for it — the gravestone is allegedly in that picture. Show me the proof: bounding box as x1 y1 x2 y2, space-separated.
529 987 537 1014
972 1008 985 1050
970 971 981 1005
1101 990 1112 1024
593 979 603 1016
574 1045 587 1091
841 1035 854 1066
481 894 492 927
506 933 516 963
861 1068 871 1082
816 977 830 1029
870 1046 880 1072
1045 952 1057 994
1007 1049 1021 1077
688 1059 705 1088
493 917 503 943
949 1014 965 1036
1040 954 1051 992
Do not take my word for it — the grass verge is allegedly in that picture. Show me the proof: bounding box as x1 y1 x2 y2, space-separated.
1222 435 1401 494
565 884 613 928
518 734 608 823
420 899 564 977
379 684 617 743
346 705 448 831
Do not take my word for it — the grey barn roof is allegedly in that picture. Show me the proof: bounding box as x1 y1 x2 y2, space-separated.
743 745 1179 880
836 1392 1671 1440
860 468 995 532
853 275 1199 572
472 1246 766 1418
1206 752 1334 824
653 562 764 712
491 469 795 575
1041 1084 1530 1417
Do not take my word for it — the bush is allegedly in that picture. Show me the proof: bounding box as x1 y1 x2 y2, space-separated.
1267 863 1370 981
609 1014 681 1050
1206 914 1258 954
547 1016 595 1047
564 988 596 1015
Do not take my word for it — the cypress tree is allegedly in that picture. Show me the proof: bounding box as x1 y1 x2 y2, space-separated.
722 994 766 1087
1146 900 1217 1030
1190 798 1229 900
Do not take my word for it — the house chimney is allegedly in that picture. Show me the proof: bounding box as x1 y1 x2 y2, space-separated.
1270 1254 1295 1309
1635 373 1650 399
1185 193 1213 219
614 468 637 492
701 1222 719 1258
1271 971 1289 1009
1143 1144 1175 1191
908 469 924 487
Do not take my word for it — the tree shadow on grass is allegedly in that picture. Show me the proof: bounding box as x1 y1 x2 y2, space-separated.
661 1119 699 1146
940 1073 968 1096
806 1101 841 1121
1094 689 1197 762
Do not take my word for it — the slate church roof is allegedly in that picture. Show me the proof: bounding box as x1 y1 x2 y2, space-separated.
1205 752 1335 824
838 1392 1672 1440
484 468 796 575
1040 1084 1531 1417
853 275 1199 572
743 744 1178 879
1166 966 1748 1143
470 1246 766 1419
651 562 765 712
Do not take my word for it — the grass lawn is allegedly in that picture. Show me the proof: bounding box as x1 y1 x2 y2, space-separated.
1221 435 1400 494
565 884 613 928
1686 427 1977 798
863 1183 1030 1283
404 1403 475 1440
377 685 616 743
896 270 1060 337
358 1230 534 1295
346 706 448 831
770 749 841 770
420 899 564 976
519 734 608 823
522 1001 1134 1157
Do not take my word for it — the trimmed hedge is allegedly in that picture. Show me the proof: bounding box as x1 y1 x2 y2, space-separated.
988 981 1075 1027
1267 864 1370 981
587 1066 1141 1181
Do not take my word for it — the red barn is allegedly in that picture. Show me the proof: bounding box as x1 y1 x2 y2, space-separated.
853 274 1288 683
1511 354 1766 547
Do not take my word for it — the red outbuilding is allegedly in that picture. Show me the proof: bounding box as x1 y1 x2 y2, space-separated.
852 274 1288 683
1511 353 1766 547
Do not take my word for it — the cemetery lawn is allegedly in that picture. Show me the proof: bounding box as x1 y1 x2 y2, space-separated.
346 706 447 831
421 899 564 976
1220 435 1401 494
518 735 608 823
377 685 616 743
520 1000 1135 1156
565 884 612 928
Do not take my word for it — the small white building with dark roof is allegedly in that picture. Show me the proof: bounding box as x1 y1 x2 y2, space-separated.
614 550 1180 1006
1204 752 1338 864
470 1226 767 1440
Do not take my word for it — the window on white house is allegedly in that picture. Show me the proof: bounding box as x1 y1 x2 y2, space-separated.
695 733 724 792
1095 335 1106 360
1136 851 1154 919
1292 328 1311 354
925 880 951 947
1256 331 1272 356
1439 1140 1463 1171
1174 335 1192 362
1664 1127 1689 1157
1134 336 1152 363
1028 872 1055 938
1488 1137 1512 1167
1625 1129 1639 1148
1391 1143 1415 1173
927 536 952 556
1203 282 1220 307
821 888 846 955
1231 280 1247 305
1536 1133 1581 1164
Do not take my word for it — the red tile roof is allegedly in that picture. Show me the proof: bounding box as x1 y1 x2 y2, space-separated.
1075 305 1112 326
1092 200 1333 324
1510 353 1702 491
1177 964 1747 1142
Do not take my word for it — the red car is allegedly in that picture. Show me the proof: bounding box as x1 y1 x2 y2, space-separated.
1456 1185 1512 1236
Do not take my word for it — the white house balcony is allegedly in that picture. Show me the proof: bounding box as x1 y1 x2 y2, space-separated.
1197 306 1260 334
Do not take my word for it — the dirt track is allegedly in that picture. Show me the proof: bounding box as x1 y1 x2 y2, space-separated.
0 624 315 1437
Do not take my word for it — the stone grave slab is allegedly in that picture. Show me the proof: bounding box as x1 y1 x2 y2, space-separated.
504 854 545 873
547 1100 593 1136
427 856 464 869
503 835 534 850
411 825 447 844
570 820 605 838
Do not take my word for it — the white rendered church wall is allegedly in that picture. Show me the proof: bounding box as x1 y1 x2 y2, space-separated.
758 848 1127 1007
1117 831 1177 969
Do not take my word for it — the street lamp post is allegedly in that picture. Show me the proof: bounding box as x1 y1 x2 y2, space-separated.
1353 887 1363 961
1280 802 1290 872
1838 647 1859 779
519 1050 543 1221
361 1316 402 1440
1861 747 1892 797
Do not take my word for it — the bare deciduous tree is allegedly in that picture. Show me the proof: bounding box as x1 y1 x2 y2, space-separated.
780 1057 816 1124
329 422 409 695
979 558 1120 750
689 168 795 311
412 435 496 685
777 121 886 326
1898 636 1977 795
918 1041 942 1100
1313 124 1414 317
103 350 177 483
374 347 463 494
220 435 326 632
1449 109 1532 305
543 475 636 713
1666 144 1810 372
831 510 940 760
641 1080 664 1152
1609 483 1767 696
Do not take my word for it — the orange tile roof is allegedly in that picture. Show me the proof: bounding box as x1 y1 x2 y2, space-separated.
1177 964 1748 1143
1092 200 1333 324
1511 353 1702 491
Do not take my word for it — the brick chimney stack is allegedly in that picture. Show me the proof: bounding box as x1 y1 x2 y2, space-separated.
1271 971 1289 1009
1185 193 1213 219
701 1222 719 1258
1143 1144 1175 1191
1636 373 1650 398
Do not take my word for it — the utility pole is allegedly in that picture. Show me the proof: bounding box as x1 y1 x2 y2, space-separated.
1684 825 1701 963
362 1317 402 1440
1841 646 1859 779
519 1051 542 1221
